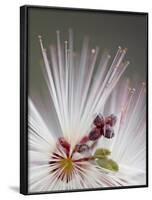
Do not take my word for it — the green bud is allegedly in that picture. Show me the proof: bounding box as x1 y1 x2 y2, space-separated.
94 148 111 159
107 159 119 172
96 158 119 172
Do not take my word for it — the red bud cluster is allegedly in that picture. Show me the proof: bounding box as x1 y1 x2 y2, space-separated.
57 114 117 157
88 114 117 141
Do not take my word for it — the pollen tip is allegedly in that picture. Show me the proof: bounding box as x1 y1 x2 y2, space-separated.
38 35 42 40
91 49 96 54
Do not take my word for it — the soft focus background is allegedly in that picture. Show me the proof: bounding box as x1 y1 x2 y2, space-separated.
28 7 147 82
0 0 151 200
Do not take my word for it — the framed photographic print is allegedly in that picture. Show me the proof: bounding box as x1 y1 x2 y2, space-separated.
20 5 148 195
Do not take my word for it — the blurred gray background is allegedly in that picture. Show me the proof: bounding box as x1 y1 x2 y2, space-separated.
28 7 147 82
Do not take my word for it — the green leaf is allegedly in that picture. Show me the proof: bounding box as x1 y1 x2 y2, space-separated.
94 148 111 159
96 158 119 172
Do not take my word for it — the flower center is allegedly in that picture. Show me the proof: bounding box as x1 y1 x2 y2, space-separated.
59 157 74 176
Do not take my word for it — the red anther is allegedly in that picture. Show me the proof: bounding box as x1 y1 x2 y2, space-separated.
105 114 117 127
93 114 104 128
58 137 71 155
103 124 115 139
76 144 89 153
80 136 89 144
89 127 102 141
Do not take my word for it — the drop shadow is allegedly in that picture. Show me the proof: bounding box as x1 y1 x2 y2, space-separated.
9 186 19 193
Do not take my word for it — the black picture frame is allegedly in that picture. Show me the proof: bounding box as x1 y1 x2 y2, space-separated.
20 5 148 195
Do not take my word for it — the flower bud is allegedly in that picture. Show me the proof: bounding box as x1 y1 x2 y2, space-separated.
103 124 114 139
89 128 102 141
76 144 89 153
58 137 70 155
80 136 89 144
93 114 104 128
105 114 117 127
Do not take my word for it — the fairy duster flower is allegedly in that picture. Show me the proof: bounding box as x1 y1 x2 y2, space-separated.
28 30 146 193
